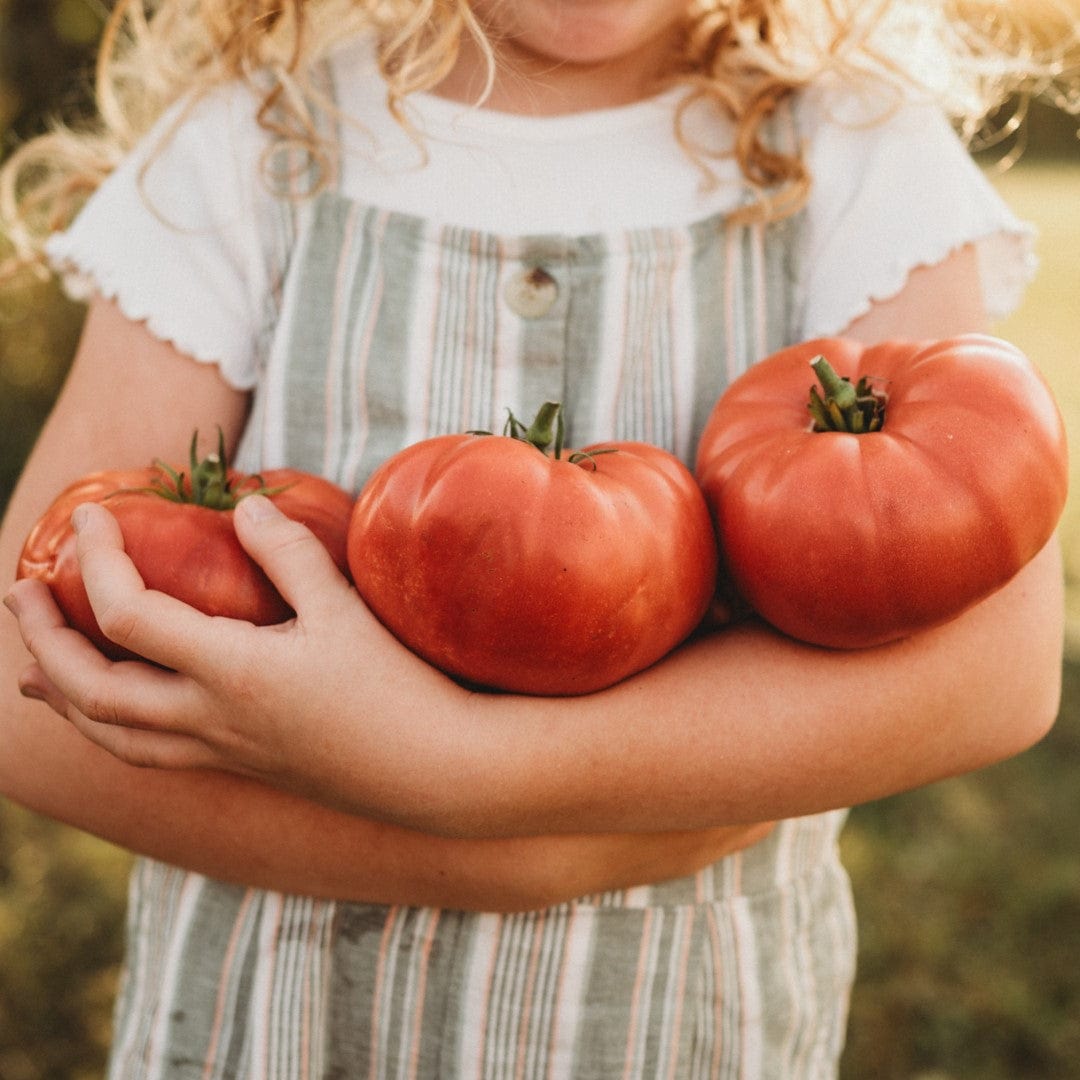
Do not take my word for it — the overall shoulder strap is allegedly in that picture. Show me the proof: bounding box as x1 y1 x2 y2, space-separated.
253 59 342 371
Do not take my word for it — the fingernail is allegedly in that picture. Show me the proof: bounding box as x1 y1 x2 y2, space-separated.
239 494 280 522
71 505 90 533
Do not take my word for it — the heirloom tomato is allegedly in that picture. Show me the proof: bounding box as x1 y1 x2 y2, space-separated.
17 431 355 660
695 335 1068 649
347 403 718 695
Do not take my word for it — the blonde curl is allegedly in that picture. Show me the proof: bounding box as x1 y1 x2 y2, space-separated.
2 0 1078 274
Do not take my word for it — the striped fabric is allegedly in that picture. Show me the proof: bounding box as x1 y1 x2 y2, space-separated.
110 821 855 1079
107 192 858 1079
239 193 798 477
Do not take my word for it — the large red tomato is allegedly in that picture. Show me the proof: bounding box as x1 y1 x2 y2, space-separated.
18 432 354 660
348 403 718 695
695 335 1069 649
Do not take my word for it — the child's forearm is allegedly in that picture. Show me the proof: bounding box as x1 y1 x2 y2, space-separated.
345 536 1063 839
12 496 1061 844
7 272 1063 850
3 484 766 907
1 683 774 908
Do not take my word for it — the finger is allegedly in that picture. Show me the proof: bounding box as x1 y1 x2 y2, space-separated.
7 575 101 666
9 574 203 734
233 495 353 618
7 587 174 747
73 501 243 672
63 707 224 771
17 662 73 719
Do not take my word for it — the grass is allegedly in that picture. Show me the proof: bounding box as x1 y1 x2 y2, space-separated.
840 665 1080 1079
990 162 1080 649
0 159 1078 1078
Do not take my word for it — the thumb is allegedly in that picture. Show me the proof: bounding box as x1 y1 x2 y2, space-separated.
233 495 351 617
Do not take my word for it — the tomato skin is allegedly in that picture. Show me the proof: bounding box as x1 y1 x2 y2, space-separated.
18 466 354 660
694 334 1069 649
348 435 718 695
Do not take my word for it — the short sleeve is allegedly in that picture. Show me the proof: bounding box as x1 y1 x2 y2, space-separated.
45 83 276 390
793 79 1036 339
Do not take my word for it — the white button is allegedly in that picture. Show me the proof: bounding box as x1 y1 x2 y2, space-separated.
504 265 559 319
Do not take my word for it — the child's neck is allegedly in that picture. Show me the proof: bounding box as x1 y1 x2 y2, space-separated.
433 29 680 116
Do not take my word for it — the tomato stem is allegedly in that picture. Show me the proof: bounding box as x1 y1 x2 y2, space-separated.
808 356 887 434
188 429 233 509
479 402 617 462
523 401 565 458
124 428 293 508
501 401 568 458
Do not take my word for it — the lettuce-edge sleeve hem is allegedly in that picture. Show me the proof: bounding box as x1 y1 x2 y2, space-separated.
795 79 1038 341
41 84 272 394
46 235 261 392
800 224 1037 341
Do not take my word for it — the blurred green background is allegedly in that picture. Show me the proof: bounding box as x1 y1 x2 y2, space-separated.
1 3 1078 1079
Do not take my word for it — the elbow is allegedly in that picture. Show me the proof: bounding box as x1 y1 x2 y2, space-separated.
941 648 1062 782
939 537 1065 773
1002 552 1067 758
974 603 1064 767
997 692 1059 767
1002 649 1062 758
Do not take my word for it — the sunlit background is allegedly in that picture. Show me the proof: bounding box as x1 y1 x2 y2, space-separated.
0 3 1078 1078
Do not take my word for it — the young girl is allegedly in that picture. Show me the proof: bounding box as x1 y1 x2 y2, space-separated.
1 1 1074 1076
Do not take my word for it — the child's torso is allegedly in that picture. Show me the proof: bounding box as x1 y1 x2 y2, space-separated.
107 188 856 1080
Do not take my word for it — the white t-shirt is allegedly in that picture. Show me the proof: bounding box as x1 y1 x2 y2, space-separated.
47 36 1034 391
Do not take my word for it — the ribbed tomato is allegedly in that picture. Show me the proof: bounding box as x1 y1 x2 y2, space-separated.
17 432 354 660
348 403 718 695
695 335 1068 649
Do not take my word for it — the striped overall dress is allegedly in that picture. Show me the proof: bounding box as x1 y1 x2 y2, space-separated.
106 175 858 1079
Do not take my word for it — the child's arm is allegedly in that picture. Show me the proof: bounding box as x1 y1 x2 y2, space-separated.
9 248 1064 838
0 296 771 908
25 507 1055 837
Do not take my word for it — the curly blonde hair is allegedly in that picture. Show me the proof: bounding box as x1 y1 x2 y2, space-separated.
2 0 1078 273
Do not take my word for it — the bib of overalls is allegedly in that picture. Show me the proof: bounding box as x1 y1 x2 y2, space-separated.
107 97 857 1080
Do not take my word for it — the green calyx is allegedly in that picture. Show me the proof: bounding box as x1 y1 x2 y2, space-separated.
473 402 616 466
504 400 567 457
134 429 288 509
808 356 887 434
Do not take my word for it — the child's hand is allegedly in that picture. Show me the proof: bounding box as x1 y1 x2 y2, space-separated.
6 496 465 808
7 479 1064 841
7 520 782 869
